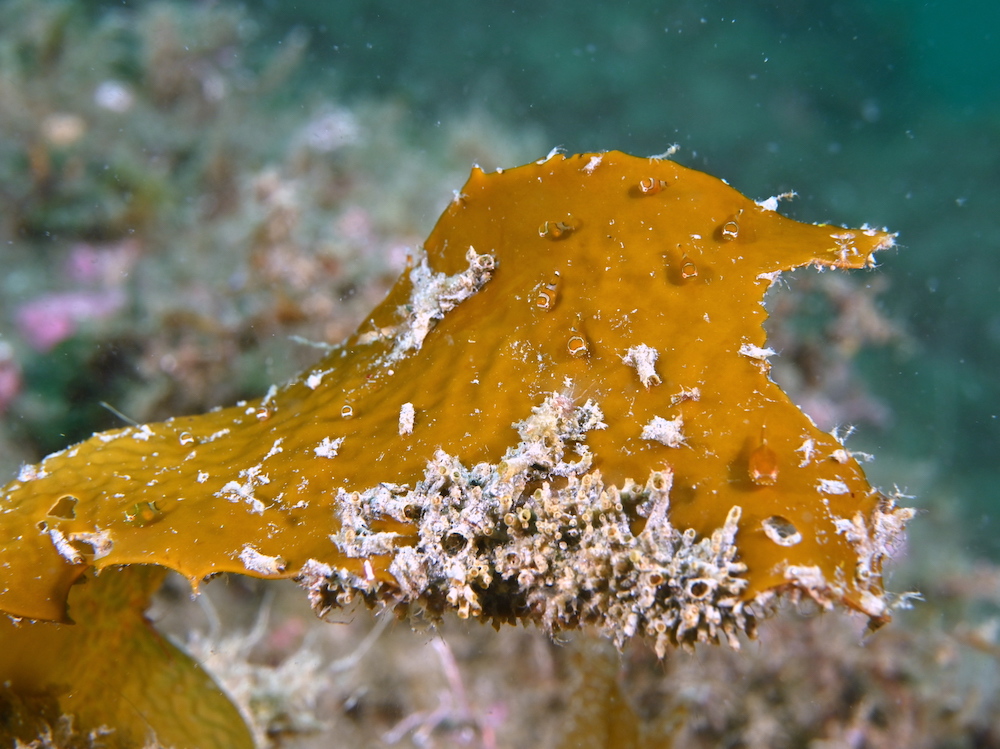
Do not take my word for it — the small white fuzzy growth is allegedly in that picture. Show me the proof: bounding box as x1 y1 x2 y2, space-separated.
783 565 831 604
755 190 796 212
314 437 344 459
622 344 662 388
390 247 495 361
17 463 46 482
537 146 565 163
641 415 686 448
398 402 415 436
648 144 680 160
796 438 817 467
756 270 782 288
132 424 154 441
817 478 850 495
239 544 286 575
71 529 114 560
739 342 776 361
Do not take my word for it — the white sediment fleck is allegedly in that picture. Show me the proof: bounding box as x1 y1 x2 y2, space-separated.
315 437 344 459
756 270 782 287
197 471 209 484
306 370 328 390
796 438 817 467
218 480 247 501
217 465 270 513
206 428 231 443
239 545 286 575
132 424 154 441
97 431 125 444
537 146 564 163
263 438 284 461
262 384 278 406
582 154 602 173
670 386 701 405
739 342 776 361
817 478 850 495
641 415 686 448
622 344 661 388
399 403 415 436
17 464 47 482
755 191 796 212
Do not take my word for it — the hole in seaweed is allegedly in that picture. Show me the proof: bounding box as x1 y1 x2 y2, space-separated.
70 539 96 558
762 515 802 546
47 495 78 520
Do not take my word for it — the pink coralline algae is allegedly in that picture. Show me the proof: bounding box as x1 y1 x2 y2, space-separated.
15 289 127 352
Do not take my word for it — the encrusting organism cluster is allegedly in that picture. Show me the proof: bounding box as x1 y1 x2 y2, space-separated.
0 151 912 747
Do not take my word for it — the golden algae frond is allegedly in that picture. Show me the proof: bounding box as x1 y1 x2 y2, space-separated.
0 151 911 739
0 566 253 748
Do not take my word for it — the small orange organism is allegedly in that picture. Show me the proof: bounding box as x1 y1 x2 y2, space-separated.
749 429 780 486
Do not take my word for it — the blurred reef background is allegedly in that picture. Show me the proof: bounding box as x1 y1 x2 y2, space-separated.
1 0 999 746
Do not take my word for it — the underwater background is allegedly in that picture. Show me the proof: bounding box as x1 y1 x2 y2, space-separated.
1 0 999 746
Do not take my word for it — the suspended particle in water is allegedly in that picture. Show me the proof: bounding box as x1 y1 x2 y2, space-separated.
680 259 698 279
341 404 354 419
721 219 740 241
255 406 270 422
178 431 194 446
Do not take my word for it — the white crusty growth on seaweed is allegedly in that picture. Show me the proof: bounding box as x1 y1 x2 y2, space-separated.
398 402 415 436
622 344 662 388
239 544 286 576
389 246 495 361
300 390 754 654
641 415 686 448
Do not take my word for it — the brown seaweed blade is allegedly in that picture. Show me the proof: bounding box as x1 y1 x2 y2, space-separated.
0 566 253 748
1 151 910 656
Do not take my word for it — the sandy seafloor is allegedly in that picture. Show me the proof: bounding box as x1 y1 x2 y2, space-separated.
1 1 999 746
